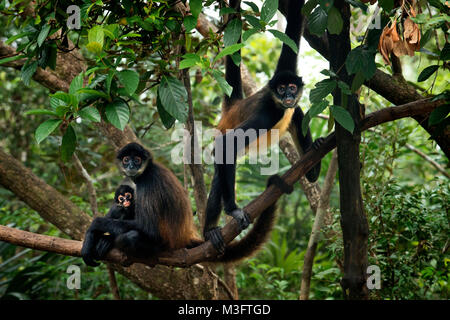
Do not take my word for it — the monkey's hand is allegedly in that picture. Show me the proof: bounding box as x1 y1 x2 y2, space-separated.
229 208 251 231
311 137 325 151
204 227 225 255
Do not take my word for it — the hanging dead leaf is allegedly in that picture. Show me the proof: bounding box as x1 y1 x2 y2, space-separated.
403 17 421 53
393 39 408 57
378 20 403 64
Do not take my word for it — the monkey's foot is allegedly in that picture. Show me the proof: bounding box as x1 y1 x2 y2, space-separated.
204 227 225 255
229 208 251 231
312 137 325 151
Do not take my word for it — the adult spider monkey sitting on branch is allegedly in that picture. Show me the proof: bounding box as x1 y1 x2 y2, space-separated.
204 0 324 253
81 143 280 266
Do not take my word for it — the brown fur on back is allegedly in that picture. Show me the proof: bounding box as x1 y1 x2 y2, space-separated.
155 164 200 249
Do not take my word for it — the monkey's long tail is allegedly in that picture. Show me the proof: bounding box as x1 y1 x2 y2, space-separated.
218 203 277 263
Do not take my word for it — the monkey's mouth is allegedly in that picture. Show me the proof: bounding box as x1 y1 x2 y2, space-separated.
283 98 295 108
123 201 131 208
125 168 138 177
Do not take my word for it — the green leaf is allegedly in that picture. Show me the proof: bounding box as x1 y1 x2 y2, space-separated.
0 54 26 65
330 105 354 133
212 70 233 97
244 1 259 12
327 7 343 35
190 0 202 18
88 25 104 46
243 28 259 41
37 24 51 47
156 94 176 129
76 88 109 101
302 0 319 16
260 0 278 23
35 119 62 144
308 7 328 36
78 107 101 122
213 43 245 63
158 76 189 123
309 100 329 118
61 124 77 162
310 79 337 103
184 15 197 32
351 70 365 92
24 109 59 117
105 100 130 130
87 26 104 54
440 42 450 61
428 104 450 126
268 29 298 54
116 70 140 95
244 15 261 29
21 61 38 86
301 111 312 137
180 58 199 69
224 18 242 47
5 31 35 45
417 65 439 82
345 47 376 79
69 73 84 95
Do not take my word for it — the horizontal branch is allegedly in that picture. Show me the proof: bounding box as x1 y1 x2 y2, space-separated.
0 98 444 267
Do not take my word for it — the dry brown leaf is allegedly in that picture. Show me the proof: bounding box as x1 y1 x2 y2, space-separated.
391 22 400 42
393 39 408 57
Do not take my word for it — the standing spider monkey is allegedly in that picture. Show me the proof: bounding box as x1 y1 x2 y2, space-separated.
81 143 279 266
204 0 325 252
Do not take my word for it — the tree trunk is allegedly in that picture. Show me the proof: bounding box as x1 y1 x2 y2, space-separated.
328 0 369 299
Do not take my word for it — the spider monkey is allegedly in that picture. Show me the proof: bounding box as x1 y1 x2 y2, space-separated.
91 185 136 263
81 142 279 266
204 0 325 252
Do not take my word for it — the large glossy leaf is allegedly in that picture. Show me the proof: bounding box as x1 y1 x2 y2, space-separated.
260 0 278 23
268 29 298 54
105 100 130 130
61 124 77 162
418 65 439 82
309 79 337 103
158 76 188 123
224 18 242 47
330 105 354 133
78 107 101 122
308 7 328 36
212 70 233 97
35 119 62 144
116 70 139 95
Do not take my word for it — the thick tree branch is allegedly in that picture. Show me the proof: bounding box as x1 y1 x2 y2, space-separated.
1 98 442 268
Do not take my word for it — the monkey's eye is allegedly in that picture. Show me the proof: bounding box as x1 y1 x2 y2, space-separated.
118 195 124 203
124 192 132 200
288 84 297 93
134 156 142 165
277 85 286 95
122 156 130 164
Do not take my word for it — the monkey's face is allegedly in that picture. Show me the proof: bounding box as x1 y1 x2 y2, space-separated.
117 192 133 208
120 154 146 178
275 83 302 109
